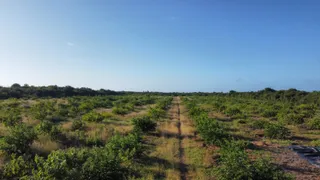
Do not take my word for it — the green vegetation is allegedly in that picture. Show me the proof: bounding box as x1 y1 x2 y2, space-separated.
0 85 319 179
214 141 293 180
132 116 156 133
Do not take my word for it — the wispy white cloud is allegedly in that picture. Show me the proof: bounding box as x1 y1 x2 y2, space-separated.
67 42 74 46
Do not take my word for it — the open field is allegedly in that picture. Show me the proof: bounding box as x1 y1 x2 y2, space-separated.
0 86 320 179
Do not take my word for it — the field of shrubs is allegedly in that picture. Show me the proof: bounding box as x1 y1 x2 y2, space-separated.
0 85 320 179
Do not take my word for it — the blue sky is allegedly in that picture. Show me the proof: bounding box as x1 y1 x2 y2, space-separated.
1 0 320 92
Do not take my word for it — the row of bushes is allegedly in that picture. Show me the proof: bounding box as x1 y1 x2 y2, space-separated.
1 127 143 179
187 102 229 146
184 100 293 179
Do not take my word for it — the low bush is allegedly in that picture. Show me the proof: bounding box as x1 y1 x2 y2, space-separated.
0 109 22 127
264 123 290 139
250 120 270 129
215 140 293 180
32 147 125 180
0 124 37 155
132 116 156 133
224 106 242 116
3 154 33 179
112 107 129 115
106 133 143 162
148 107 166 120
261 109 278 118
36 120 61 140
82 111 104 122
306 115 320 130
71 120 86 131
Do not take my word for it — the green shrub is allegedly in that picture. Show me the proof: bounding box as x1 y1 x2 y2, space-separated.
106 133 143 162
0 109 22 127
250 120 270 129
214 140 253 180
33 147 125 180
71 120 86 131
112 107 129 115
132 116 156 133
3 154 33 178
0 124 37 155
215 140 293 180
148 107 166 120
36 120 61 140
310 139 320 146
261 109 278 118
264 123 290 139
224 106 242 116
82 111 104 122
195 115 229 145
252 157 294 180
307 115 320 130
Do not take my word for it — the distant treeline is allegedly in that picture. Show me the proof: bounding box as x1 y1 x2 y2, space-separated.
0 84 121 99
0 84 320 104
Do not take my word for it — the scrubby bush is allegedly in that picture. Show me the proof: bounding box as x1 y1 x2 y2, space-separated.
264 123 290 139
82 111 104 122
36 120 61 140
132 116 156 133
32 147 125 180
215 140 252 179
3 154 33 178
112 107 129 115
215 140 293 180
0 109 22 127
252 157 294 180
306 115 320 130
224 106 242 116
106 133 143 161
0 124 37 155
196 116 228 145
250 120 270 129
148 107 166 120
188 104 229 145
261 108 278 118
71 120 86 131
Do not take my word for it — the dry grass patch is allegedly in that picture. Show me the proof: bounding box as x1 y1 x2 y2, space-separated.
31 134 61 155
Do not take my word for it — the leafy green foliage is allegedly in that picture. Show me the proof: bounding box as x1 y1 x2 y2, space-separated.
264 123 291 139
250 120 270 129
3 154 33 178
81 111 104 122
106 133 143 162
187 104 229 146
307 114 320 130
147 107 166 120
215 140 293 180
36 120 61 140
112 106 129 115
71 120 86 131
32 148 125 180
132 116 156 133
0 108 22 127
0 124 37 155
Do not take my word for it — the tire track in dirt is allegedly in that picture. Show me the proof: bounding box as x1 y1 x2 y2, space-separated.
176 97 187 180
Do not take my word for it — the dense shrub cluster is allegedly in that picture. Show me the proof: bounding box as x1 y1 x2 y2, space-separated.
148 97 172 119
36 120 62 140
81 111 104 122
264 123 291 139
215 140 293 180
1 132 143 179
187 102 229 146
0 124 37 155
132 116 157 133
